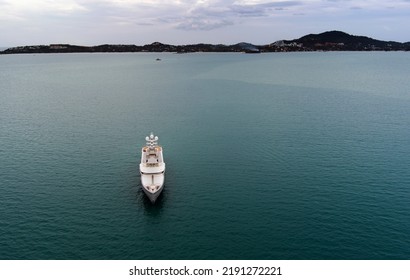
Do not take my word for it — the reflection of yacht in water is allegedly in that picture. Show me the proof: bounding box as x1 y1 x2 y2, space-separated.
139 133 165 203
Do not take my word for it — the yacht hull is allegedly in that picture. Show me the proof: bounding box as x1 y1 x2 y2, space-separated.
140 172 165 203
139 133 165 203
141 184 163 203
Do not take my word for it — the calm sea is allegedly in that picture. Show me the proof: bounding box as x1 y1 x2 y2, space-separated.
1 52 409 260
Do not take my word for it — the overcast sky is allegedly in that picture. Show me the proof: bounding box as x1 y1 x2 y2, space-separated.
1 0 410 46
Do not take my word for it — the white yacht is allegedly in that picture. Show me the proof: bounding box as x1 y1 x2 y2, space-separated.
139 133 165 203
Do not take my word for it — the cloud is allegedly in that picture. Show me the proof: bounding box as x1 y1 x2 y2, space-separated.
1 0 410 45
232 1 302 16
3 0 87 16
176 17 234 30
74 0 186 27
76 0 305 31
168 1 304 30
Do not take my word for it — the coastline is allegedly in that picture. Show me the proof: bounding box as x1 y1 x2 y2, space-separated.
1 31 409 55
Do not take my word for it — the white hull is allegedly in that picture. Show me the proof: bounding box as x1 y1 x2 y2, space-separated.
140 173 164 203
139 167 165 203
139 133 165 203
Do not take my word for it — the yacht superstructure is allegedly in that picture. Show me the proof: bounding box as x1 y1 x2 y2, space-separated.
139 133 165 203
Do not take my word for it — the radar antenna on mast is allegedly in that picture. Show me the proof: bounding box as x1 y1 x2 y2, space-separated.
146 132 159 150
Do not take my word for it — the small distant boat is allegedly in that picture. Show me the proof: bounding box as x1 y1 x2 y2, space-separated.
156 58 161 61
243 48 260 54
139 133 165 203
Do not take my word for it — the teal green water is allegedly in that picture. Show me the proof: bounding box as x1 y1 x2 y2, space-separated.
1 52 410 259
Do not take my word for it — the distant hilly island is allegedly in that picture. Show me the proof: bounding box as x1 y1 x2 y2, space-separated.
1 31 409 54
